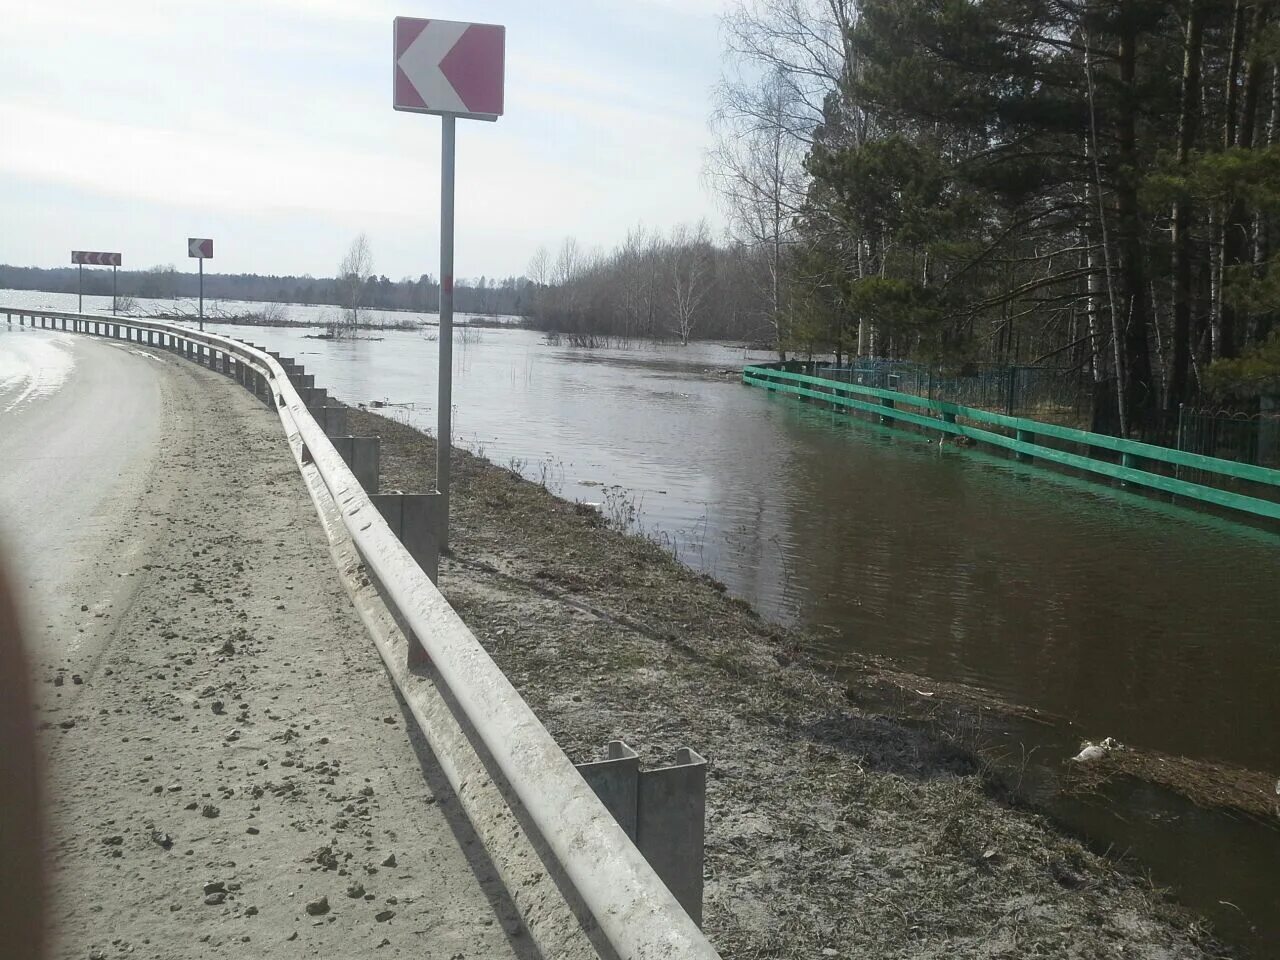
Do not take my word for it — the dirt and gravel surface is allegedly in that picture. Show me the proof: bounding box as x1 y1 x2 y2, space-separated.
3 336 522 960
353 406 1234 960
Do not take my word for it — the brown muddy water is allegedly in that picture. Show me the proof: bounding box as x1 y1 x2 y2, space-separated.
5 294 1275 954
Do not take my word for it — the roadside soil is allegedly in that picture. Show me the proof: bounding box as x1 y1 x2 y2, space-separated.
30 357 521 960
351 407 1234 960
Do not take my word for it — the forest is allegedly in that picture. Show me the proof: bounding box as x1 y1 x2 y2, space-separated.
0 263 532 319
529 0 1279 436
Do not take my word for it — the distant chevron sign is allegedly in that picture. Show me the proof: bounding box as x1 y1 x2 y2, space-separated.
71 251 121 266
393 17 505 120
188 238 213 259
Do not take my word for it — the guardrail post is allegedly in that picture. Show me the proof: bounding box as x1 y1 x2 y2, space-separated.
290 372 316 404
1015 428 1032 462
577 741 640 836
880 397 895 423
331 437 380 494
577 741 707 928
370 491 442 593
314 404 348 437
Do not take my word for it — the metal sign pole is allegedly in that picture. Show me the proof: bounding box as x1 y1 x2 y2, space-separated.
112 265 117 316
199 258 205 332
394 16 503 550
78 263 83 313
437 113 456 548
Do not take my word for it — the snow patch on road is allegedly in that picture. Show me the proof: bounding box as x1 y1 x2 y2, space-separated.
0 329 77 412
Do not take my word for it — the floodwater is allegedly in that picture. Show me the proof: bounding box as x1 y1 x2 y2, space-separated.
4 292 1279 952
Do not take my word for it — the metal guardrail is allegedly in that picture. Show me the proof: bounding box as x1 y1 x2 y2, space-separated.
744 362 1280 522
4 306 721 960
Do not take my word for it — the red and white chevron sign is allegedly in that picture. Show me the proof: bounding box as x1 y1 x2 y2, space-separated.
393 17 505 120
71 251 121 266
188 238 213 259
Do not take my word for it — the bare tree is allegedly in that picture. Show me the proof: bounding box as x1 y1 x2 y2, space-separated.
554 236 583 324
553 237 581 288
708 72 807 353
708 1 860 355
526 246 551 324
667 222 712 345
336 233 373 338
527 246 551 287
719 0 858 142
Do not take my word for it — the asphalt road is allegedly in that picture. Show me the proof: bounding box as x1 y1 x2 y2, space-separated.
0 324 524 958
0 326 166 673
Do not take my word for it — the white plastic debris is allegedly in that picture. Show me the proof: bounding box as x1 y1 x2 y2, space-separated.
1071 737 1123 763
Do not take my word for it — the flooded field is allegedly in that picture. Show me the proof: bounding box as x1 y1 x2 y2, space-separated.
4 291 1278 953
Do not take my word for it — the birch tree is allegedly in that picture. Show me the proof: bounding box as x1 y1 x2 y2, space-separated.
337 233 373 338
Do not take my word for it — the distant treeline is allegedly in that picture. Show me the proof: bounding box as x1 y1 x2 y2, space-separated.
0 264 533 317
525 226 777 345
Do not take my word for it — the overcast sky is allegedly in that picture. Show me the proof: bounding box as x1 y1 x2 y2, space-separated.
0 0 732 281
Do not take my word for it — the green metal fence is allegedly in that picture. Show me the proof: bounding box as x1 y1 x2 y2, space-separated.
743 363 1280 522
1178 407 1280 473
815 360 1094 425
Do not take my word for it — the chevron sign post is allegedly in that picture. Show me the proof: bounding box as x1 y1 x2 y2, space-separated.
71 251 123 314
188 238 214 331
393 16 505 550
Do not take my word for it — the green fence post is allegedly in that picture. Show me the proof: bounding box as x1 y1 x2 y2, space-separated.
1120 452 1136 486
936 409 957 440
1175 404 1185 482
1015 428 1032 462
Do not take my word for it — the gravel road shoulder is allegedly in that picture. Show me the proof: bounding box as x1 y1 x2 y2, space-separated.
32 356 521 960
